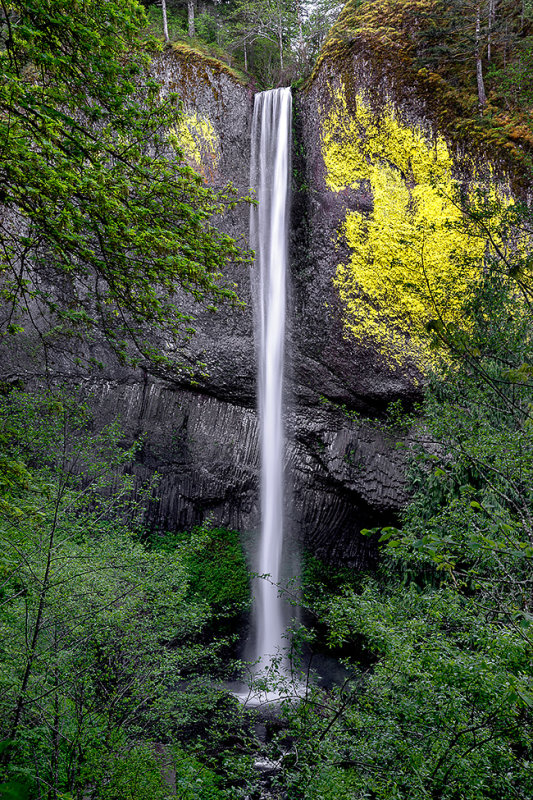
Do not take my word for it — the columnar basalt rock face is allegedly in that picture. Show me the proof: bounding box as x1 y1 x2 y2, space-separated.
90 378 260 532
1 47 417 566
82 374 409 567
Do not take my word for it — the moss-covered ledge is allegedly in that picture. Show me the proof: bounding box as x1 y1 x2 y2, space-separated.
170 40 250 87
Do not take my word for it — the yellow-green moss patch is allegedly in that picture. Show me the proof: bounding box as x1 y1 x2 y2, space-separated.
169 111 221 179
322 85 489 369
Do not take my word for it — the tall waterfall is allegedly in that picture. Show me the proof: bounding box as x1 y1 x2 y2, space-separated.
250 88 292 671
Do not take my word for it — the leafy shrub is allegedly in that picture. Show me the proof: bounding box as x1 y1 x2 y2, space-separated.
173 746 229 800
150 526 251 612
88 746 171 800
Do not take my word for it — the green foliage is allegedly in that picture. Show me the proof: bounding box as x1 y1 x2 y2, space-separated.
185 527 250 608
0 389 239 797
146 0 341 86
295 582 532 799
173 745 230 799
144 3 187 40
323 0 533 107
300 766 360 800
0 0 250 372
0 782 32 800
84 746 171 800
263 192 533 800
150 526 251 613
301 551 359 601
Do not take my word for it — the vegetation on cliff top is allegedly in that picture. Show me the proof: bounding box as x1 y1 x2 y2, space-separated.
311 0 533 179
142 0 345 86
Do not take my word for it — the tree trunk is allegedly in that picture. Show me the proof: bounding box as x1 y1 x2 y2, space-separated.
188 0 195 37
48 634 60 800
476 3 487 110
161 0 169 42
487 0 496 61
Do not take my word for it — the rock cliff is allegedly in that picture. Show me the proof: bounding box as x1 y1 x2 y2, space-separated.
1 43 426 566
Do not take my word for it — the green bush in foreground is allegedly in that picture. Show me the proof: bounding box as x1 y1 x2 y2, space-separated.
150 526 251 619
0 390 247 798
270 201 533 800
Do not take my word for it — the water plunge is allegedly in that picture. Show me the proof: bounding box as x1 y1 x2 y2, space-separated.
249 87 292 677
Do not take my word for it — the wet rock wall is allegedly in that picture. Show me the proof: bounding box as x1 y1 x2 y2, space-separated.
0 46 415 566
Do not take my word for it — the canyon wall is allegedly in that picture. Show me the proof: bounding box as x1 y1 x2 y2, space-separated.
3 43 451 565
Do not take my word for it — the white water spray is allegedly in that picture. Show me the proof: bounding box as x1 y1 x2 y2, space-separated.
250 88 292 672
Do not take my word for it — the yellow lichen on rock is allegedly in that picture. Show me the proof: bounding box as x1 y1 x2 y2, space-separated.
169 111 220 181
322 85 486 369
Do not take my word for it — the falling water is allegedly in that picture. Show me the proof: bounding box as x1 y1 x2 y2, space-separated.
250 88 292 673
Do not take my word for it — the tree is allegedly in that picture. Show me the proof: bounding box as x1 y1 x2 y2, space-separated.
187 0 196 36
161 0 170 40
0 389 243 797
415 0 533 106
342 0 533 113
475 1 488 108
0 0 249 374
221 0 299 82
300 0 344 66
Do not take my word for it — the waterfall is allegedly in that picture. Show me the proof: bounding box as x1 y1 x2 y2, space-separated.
250 88 292 674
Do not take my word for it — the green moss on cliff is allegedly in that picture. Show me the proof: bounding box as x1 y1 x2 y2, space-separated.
307 0 533 190
321 85 510 369
171 40 250 86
